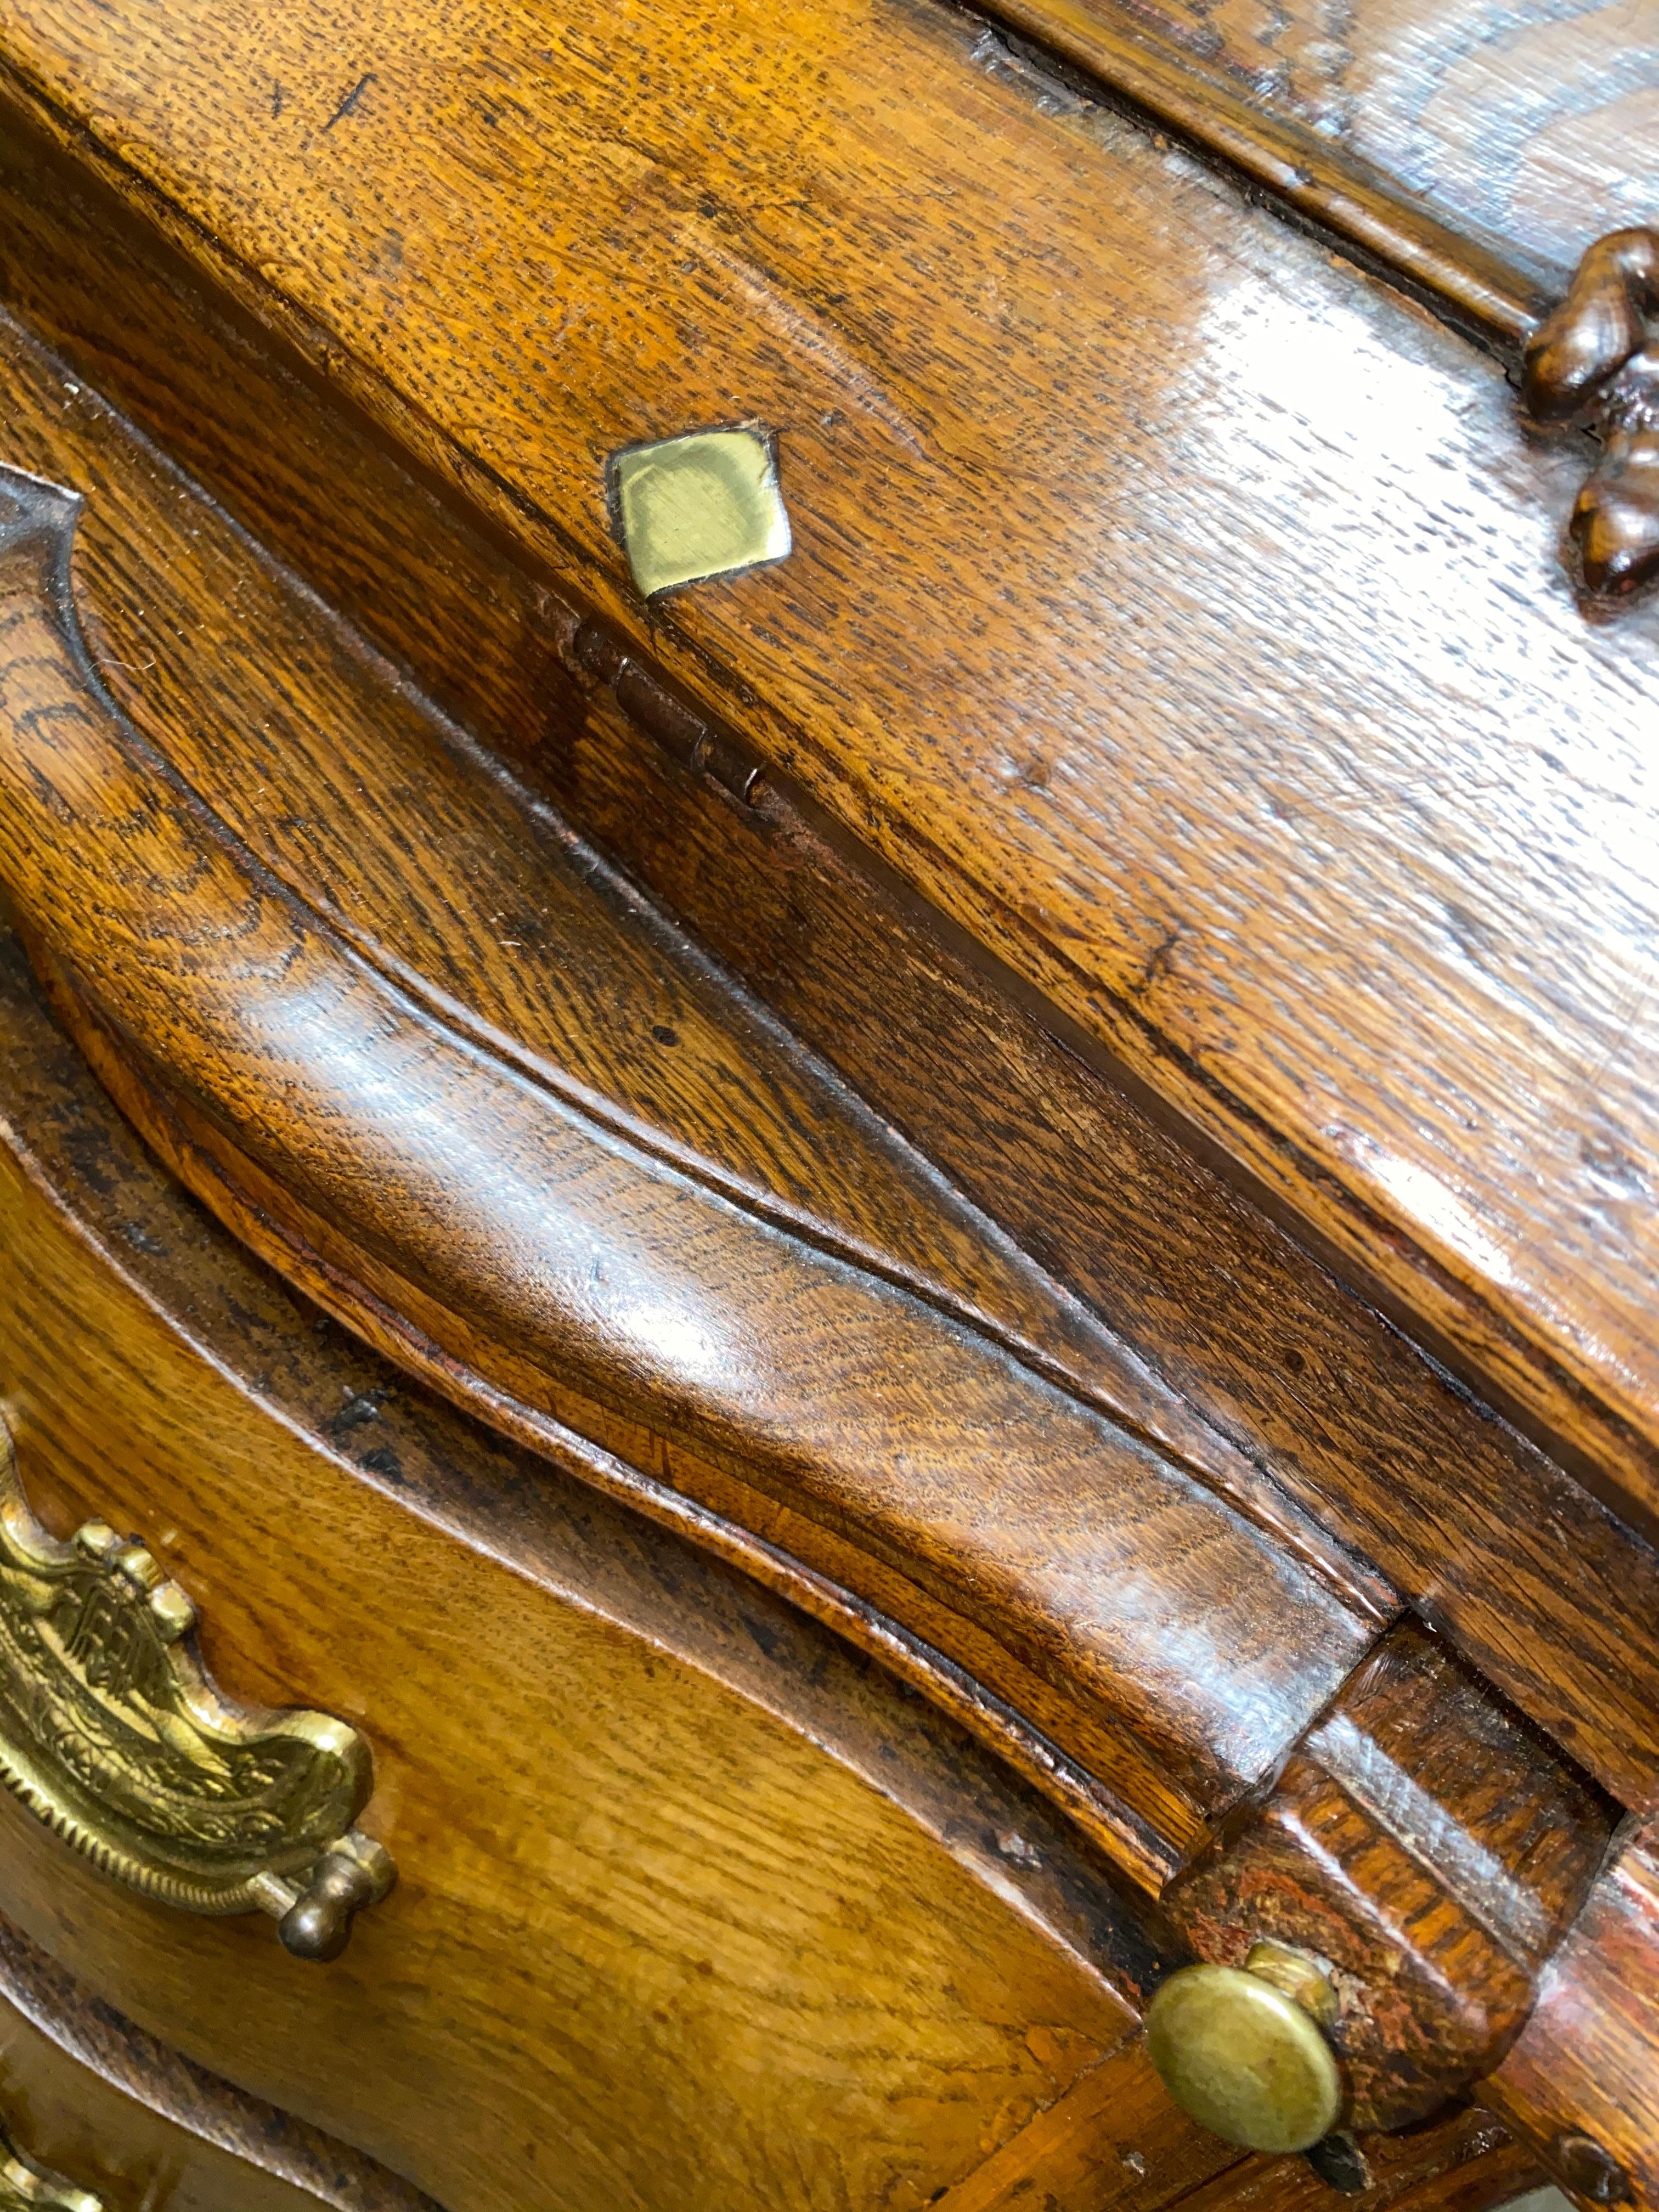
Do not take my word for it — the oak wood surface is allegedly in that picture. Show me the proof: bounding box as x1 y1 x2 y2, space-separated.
0 1916 441 2212
1165 1620 1615 2132
988 0 1654 309
2 0 1657 1566
0 529 1626 2177
1165 2110 1543 2212
1479 1813 1659 2212
2 128 1657 1823
0 397 1394 1883
0 929 1165 2212
933 2051 1538 2212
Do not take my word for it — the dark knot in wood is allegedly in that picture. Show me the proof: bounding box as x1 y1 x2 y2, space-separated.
1523 228 1659 605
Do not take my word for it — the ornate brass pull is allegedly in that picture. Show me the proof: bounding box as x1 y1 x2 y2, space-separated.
0 1415 393 1960
0 2118 101 2212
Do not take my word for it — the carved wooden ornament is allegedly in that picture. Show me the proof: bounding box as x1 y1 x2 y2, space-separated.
1523 228 1659 602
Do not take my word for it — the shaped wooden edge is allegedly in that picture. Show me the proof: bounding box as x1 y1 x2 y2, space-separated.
0 888 1584 2212
0 421 1644 2195
6 27 1659 1654
0 459 1392 1892
1479 1813 1659 2212
970 0 1548 352
0 1910 443 2211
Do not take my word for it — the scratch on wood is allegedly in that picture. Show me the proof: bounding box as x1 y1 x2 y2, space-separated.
323 72 377 131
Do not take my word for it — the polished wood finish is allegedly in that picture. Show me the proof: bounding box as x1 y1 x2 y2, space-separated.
2 105 1657 1823
0 1916 439 2212
986 0 1650 323
0 432 1384 1884
930 2052 1538 2212
1165 1621 1615 2132
0 925 1164 2212
1523 229 1659 600
1480 1814 1659 2212
0 400 1637 2183
1163 2108 1543 2212
2 0 1656 1581
0 0 1655 2187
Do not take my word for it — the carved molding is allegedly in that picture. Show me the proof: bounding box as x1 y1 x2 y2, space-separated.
1523 228 1659 605
0 460 1384 1886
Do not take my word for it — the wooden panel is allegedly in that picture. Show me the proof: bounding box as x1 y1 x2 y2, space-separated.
2 0 1657 1577
0 931 1161 2212
0 365 1391 1878
1480 1813 1659 2212
0 1916 439 2212
0 104 1655 1820
985 0 1652 311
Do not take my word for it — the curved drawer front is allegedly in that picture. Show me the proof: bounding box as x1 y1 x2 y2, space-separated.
0 1910 438 2212
0 926 1164 2212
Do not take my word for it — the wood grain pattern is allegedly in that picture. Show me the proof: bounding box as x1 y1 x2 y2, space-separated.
0 431 1392 1880
1165 1620 1615 2132
1480 1813 1659 2212
2 0 1657 1573
1 111 1656 1823
0 923 1165 2212
991 0 1655 303
930 2052 1536 2212
0 1915 441 2212
1156 2107 1542 2212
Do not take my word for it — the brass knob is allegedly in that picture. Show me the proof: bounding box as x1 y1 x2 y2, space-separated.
1145 1941 1344 2153
276 1835 397 1962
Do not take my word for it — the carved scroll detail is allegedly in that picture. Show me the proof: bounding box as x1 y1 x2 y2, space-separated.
1523 227 1659 604
0 1414 392 1959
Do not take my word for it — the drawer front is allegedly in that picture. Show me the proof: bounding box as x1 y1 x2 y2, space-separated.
0 933 1163 2212
0 1911 434 2212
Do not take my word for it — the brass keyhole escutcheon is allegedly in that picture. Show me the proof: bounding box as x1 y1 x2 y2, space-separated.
1145 1940 1344 2154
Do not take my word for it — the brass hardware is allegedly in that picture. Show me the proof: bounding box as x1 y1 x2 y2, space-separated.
0 1413 393 1960
1241 1936 1339 2026
0 2118 101 2211
611 427 791 598
1145 1941 1344 2154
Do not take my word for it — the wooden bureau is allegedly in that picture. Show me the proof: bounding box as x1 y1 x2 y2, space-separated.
0 0 1653 2204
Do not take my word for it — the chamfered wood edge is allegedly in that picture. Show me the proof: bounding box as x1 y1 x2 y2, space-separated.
0 909 1178 2008
8 44 1658 1575
941 0 1550 352
0 1910 445 2211
9 41 1659 1576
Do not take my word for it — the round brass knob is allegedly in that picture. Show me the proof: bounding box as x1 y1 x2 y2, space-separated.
1145 1944 1344 2154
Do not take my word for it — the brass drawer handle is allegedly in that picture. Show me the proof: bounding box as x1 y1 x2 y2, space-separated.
0 1416 393 1960
0 2117 101 2212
